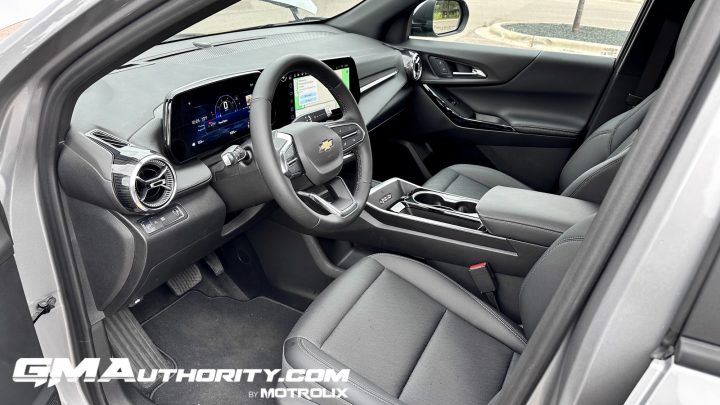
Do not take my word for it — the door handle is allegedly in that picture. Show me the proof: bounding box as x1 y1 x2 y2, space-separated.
452 68 487 79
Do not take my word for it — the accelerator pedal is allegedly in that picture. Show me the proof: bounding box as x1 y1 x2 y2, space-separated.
203 252 225 276
167 263 202 296
105 309 173 391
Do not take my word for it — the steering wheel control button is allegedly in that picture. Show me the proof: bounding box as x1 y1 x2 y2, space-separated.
287 160 303 177
330 124 356 137
327 123 365 150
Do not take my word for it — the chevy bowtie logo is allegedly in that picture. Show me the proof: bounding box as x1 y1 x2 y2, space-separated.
319 139 334 153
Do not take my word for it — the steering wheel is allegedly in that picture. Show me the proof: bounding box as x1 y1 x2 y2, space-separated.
250 55 372 231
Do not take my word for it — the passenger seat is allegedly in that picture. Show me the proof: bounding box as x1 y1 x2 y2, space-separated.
423 93 655 204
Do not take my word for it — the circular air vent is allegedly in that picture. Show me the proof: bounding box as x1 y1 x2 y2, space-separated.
403 51 423 82
411 52 422 81
129 156 177 212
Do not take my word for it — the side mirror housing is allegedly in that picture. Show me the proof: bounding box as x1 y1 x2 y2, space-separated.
410 0 469 38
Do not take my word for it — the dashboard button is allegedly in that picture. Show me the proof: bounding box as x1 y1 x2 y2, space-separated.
137 204 187 234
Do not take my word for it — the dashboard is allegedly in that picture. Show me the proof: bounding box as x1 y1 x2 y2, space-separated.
164 58 360 164
61 24 413 312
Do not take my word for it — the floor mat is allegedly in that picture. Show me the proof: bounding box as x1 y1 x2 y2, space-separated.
141 291 301 405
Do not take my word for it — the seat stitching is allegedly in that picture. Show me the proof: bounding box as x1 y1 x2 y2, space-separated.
479 215 565 236
513 124 579 135
460 175 493 193
518 237 585 300
567 157 623 199
374 254 527 346
299 339 396 405
384 257 527 345
583 128 612 144
297 338 400 405
397 309 447 399
442 170 462 192
607 98 651 154
320 262 385 347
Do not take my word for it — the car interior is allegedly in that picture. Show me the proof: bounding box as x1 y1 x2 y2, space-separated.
56 0 698 403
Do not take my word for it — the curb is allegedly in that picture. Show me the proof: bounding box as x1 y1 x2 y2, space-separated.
478 23 621 57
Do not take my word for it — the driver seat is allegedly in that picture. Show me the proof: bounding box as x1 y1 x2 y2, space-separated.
279 217 593 404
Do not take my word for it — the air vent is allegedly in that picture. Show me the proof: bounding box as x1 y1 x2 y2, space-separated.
113 154 177 213
402 50 423 82
88 130 129 149
410 51 422 81
133 157 176 210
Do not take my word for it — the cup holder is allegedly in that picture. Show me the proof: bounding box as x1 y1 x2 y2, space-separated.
455 201 477 214
412 191 445 206
409 190 478 215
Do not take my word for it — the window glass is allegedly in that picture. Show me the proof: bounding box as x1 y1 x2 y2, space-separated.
413 0 646 58
0 0 52 42
178 0 364 38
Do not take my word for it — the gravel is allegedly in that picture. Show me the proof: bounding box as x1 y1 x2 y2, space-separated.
504 23 628 46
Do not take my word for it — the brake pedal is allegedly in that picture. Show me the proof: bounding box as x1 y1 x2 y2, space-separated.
167 263 202 295
203 252 225 276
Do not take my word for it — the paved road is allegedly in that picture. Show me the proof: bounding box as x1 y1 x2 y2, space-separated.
454 0 643 48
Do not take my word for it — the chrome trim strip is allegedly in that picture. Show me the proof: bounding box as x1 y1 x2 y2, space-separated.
360 70 398 94
275 132 294 176
452 68 487 79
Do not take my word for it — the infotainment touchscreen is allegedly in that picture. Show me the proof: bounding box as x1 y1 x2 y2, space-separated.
290 65 352 122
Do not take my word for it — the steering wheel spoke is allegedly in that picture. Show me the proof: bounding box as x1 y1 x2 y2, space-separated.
274 131 304 179
298 177 358 218
325 121 366 152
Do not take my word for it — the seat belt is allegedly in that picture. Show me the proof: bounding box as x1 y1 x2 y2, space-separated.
626 19 680 106
468 262 499 310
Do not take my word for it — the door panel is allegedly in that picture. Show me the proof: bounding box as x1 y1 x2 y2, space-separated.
391 39 614 191
0 209 56 404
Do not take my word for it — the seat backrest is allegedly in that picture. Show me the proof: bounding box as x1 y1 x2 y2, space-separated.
558 0 701 204
558 93 655 203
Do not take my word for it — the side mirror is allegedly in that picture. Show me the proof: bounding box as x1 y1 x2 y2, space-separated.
410 0 469 38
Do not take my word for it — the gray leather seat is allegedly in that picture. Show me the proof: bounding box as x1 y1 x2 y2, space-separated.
279 217 593 404
423 92 656 203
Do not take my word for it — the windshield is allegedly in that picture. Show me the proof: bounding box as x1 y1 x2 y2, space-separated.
177 0 364 38
0 1 51 42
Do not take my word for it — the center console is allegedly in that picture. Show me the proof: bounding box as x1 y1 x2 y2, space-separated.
368 178 597 247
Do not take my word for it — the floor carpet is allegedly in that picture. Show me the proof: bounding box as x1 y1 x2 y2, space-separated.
141 291 301 405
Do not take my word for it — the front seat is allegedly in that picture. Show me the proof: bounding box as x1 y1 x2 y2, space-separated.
423 0 702 205
279 217 593 405
423 93 655 204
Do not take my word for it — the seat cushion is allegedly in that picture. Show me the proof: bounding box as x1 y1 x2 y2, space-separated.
422 164 532 200
280 254 526 405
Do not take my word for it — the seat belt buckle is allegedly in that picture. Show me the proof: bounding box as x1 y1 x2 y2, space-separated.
468 262 499 310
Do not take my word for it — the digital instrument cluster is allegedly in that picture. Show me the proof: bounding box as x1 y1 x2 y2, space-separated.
163 58 359 164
